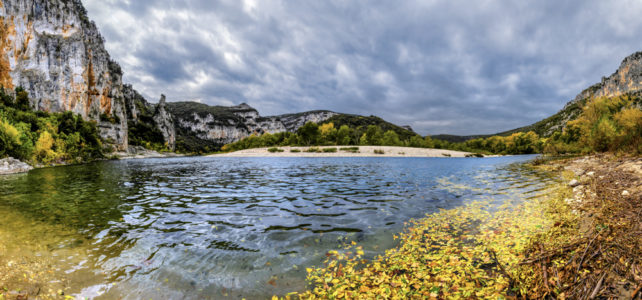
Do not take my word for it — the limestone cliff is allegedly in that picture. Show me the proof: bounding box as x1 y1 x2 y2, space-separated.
573 52 642 103
152 95 176 151
0 0 131 149
0 0 179 151
167 101 338 151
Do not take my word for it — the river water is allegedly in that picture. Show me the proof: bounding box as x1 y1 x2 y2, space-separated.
0 155 555 299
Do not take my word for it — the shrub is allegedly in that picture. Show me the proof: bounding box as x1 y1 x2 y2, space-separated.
374 149 385 154
267 147 284 153
0 118 21 158
442 153 452 157
339 147 359 151
290 149 301 153
322 147 337 153
305 147 321 153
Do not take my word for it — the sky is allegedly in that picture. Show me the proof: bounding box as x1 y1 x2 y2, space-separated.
83 0 642 136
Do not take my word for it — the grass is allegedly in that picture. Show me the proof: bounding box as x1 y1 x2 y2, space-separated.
267 147 284 153
322 148 337 153
373 149 385 155
305 147 321 153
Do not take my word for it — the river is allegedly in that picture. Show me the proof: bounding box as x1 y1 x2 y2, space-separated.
0 155 555 299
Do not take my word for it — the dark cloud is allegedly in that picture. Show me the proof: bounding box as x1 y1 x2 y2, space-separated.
84 0 642 135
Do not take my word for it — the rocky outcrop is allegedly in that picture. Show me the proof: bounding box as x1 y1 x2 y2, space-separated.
152 94 176 150
0 0 129 149
0 157 33 175
573 51 642 103
168 101 338 150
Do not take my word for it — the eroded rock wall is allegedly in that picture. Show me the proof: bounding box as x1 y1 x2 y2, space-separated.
0 0 128 149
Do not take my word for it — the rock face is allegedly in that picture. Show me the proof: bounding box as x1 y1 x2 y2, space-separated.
0 0 179 151
152 94 176 150
0 0 130 149
167 101 338 150
0 157 33 175
573 52 642 103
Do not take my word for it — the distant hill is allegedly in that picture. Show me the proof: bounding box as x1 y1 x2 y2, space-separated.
321 114 419 141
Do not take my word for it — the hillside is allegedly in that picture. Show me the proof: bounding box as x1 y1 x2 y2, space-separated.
321 114 419 141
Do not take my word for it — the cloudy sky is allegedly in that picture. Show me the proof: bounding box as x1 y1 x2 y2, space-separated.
84 0 642 135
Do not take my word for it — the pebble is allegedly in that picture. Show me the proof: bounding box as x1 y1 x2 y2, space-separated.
568 179 580 187
586 171 595 176
622 190 630 196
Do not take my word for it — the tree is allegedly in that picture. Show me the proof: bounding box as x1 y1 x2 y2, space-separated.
408 135 425 148
297 122 320 145
319 123 337 145
0 118 21 158
382 130 401 146
35 131 57 163
336 125 352 145
364 125 383 145
15 87 30 111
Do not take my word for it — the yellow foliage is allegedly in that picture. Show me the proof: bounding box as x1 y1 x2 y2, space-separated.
0 118 21 145
295 183 572 299
34 131 58 164
319 123 335 136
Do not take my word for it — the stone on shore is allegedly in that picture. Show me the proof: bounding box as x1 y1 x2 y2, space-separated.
0 157 33 175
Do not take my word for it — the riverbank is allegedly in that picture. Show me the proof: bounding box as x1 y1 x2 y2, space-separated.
525 154 642 299
293 154 642 299
211 146 479 157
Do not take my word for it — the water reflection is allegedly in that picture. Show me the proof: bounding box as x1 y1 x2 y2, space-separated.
0 156 555 299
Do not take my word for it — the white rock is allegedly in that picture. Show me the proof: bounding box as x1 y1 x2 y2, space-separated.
568 179 580 187
586 171 595 176
622 190 630 196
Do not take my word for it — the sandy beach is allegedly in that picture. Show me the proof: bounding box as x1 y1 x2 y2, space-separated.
210 146 479 157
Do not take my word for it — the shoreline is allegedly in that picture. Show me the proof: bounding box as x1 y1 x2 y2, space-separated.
210 146 483 158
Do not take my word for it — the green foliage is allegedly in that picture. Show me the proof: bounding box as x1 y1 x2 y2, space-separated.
339 147 359 152
290 149 301 153
0 87 104 164
99 112 120 124
322 114 418 141
223 121 441 152
543 95 642 154
297 122 320 146
267 147 284 153
322 147 337 153
373 149 385 154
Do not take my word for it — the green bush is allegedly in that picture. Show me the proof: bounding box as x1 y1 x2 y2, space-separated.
374 149 385 154
305 147 321 153
322 147 337 153
267 147 284 153
290 149 301 153
0 87 104 164
339 146 359 151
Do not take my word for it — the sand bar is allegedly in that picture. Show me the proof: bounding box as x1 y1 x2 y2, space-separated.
210 146 479 158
